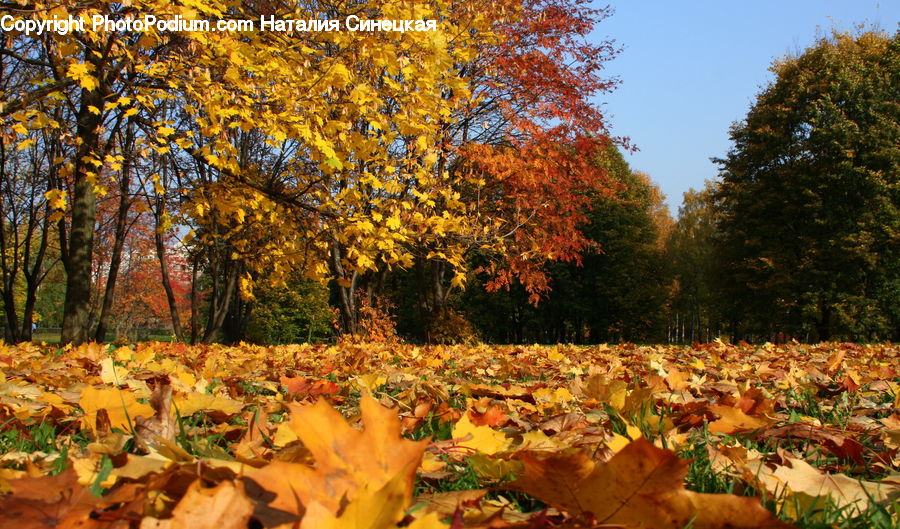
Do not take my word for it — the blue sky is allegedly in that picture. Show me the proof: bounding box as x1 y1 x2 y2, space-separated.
592 1 900 215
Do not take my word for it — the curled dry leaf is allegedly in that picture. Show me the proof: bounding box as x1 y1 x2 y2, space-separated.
134 383 176 453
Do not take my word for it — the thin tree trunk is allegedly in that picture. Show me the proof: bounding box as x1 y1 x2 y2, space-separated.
330 241 358 335
190 256 200 344
203 259 238 343
20 202 51 342
94 156 133 342
155 224 185 342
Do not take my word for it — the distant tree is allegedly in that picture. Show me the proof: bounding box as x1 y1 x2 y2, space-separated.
244 277 332 345
666 183 722 343
715 30 900 341
463 147 674 344
566 159 673 343
391 0 623 341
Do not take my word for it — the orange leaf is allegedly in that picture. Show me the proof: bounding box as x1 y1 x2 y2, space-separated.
707 404 772 434
511 438 794 529
0 469 101 528
246 393 428 515
140 479 254 529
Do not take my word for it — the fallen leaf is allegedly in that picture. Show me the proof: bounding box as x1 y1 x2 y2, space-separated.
759 456 898 517
0 468 101 528
80 386 154 435
135 384 176 453
299 471 408 529
452 414 511 455
707 404 772 434
511 438 794 529
758 424 865 464
246 393 427 515
140 479 254 529
173 391 244 417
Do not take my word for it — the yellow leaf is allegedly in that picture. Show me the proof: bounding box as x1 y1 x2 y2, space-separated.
173 392 245 417
79 386 153 435
44 189 67 210
451 414 511 455
16 138 34 151
246 393 428 516
99 357 129 385
272 422 299 448
299 472 408 529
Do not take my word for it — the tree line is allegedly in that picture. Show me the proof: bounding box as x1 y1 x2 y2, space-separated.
1 0 896 345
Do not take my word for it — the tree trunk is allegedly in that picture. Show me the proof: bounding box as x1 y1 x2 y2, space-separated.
61 77 105 345
330 241 358 335
20 200 52 342
202 257 239 343
190 256 200 344
815 305 832 342
0 137 20 343
155 226 185 342
94 156 132 342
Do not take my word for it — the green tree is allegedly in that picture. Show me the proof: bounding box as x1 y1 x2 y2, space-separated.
462 147 674 344
715 30 900 341
244 277 332 345
666 183 722 343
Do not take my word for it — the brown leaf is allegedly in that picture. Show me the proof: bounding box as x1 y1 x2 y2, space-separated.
413 489 489 519
757 424 865 464
511 438 794 529
135 384 176 453
538 413 589 435
0 468 102 528
139 479 254 529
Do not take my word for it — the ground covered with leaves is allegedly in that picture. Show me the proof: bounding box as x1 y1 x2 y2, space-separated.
0 341 897 528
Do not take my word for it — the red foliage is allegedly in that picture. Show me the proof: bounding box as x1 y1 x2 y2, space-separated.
460 0 625 301
91 187 191 335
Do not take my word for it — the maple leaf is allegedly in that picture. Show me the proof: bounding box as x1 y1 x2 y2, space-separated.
173 391 245 416
511 438 795 529
707 404 772 434
757 424 865 464
245 392 428 515
79 386 154 435
467 398 509 427
279 375 340 398
0 468 123 528
755 456 899 518
452 413 512 455
140 479 254 529
299 471 408 529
